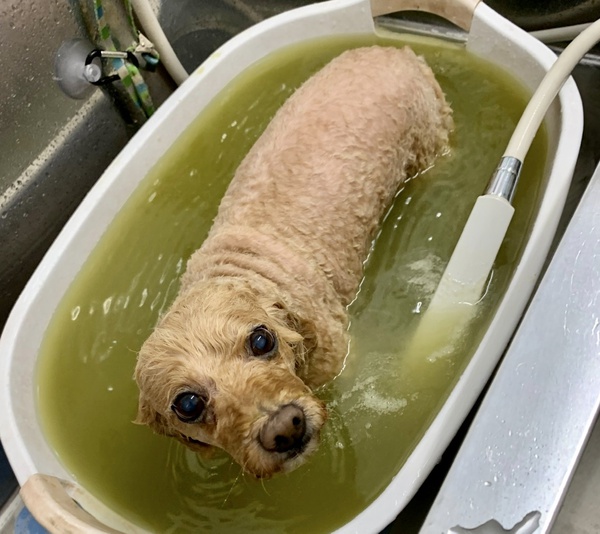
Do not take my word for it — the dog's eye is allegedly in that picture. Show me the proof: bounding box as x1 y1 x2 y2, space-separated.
171 392 206 423
248 326 277 358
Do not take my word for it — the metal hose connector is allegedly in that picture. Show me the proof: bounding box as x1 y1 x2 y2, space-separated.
484 156 522 203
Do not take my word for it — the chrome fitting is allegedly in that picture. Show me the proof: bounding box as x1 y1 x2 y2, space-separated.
484 156 523 203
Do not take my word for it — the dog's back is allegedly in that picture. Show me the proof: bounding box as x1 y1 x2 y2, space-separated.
204 46 453 303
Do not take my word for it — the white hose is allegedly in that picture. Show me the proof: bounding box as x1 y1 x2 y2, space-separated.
505 18 600 161
130 0 189 85
530 23 591 44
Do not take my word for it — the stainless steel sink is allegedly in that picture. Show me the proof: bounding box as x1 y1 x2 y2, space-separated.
1 0 600 531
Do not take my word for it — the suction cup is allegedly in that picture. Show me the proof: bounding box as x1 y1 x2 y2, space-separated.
54 39 101 100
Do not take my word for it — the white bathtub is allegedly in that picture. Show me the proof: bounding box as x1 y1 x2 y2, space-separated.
0 0 583 532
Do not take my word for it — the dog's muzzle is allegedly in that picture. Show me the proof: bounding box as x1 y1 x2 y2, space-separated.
258 403 308 454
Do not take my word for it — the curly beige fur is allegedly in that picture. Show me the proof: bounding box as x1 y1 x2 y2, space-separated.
135 45 453 477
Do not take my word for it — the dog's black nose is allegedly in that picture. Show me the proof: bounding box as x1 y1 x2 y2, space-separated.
259 404 306 453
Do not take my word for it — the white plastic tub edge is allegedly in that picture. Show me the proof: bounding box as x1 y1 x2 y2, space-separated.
0 1 583 533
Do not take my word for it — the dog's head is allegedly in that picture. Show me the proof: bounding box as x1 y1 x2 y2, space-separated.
134 278 326 477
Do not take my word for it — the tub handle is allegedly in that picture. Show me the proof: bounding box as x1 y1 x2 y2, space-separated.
370 0 481 31
20 474 141 534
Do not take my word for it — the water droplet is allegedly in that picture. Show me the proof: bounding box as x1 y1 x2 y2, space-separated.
139 288 148 307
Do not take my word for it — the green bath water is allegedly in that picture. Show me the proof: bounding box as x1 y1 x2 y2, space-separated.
37 31 547 533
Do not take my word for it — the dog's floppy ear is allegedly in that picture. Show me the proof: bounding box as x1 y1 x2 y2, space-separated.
134 394 169 435
269 300 319 362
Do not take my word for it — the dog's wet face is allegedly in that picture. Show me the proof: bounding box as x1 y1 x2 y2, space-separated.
135 279 327 478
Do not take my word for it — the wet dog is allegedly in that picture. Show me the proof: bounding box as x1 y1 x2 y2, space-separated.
135 46 452 477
